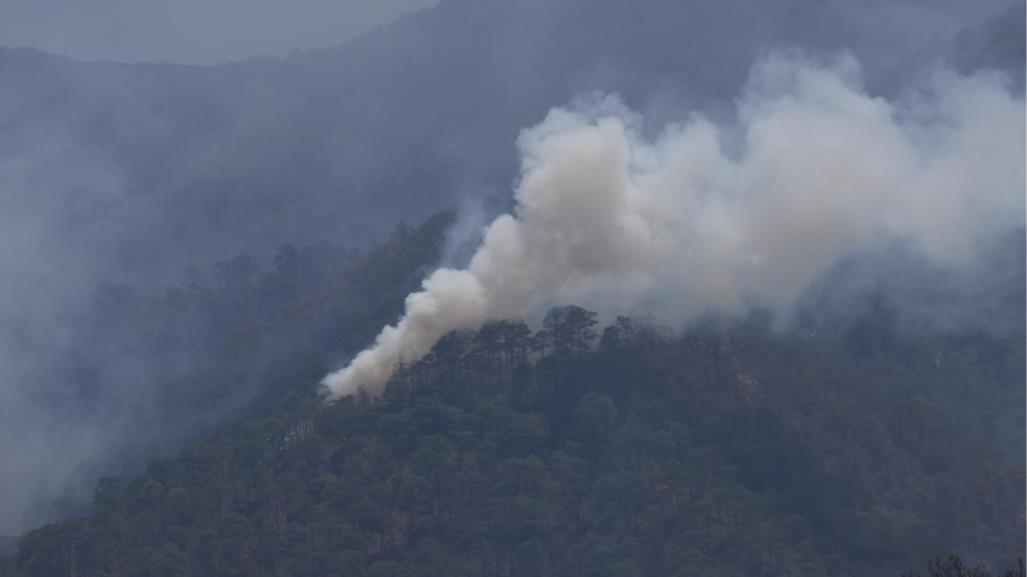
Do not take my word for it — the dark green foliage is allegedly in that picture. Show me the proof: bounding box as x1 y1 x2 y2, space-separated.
10 216 1023 576
13 304 1024 576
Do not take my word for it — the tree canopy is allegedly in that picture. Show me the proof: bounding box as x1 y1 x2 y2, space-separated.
3 215 1023 577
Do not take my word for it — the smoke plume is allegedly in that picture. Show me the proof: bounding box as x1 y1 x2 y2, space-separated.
322 54 1025 399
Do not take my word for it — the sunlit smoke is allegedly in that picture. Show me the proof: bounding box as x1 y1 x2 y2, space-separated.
322 54 1025 399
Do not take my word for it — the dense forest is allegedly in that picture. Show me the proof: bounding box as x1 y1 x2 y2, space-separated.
2 0 1024 548
3 214 1022 577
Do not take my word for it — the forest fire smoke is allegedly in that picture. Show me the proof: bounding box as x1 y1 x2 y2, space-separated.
322 55 1024 399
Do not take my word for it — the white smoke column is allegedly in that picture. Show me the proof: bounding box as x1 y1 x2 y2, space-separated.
322 54 1025 399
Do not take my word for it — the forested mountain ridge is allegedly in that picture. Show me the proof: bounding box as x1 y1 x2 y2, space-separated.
2 0 1024 570
5 214 1022 577
3 0 1023 536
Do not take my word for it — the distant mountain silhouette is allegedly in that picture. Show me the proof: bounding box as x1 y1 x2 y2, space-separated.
1 0 1019 278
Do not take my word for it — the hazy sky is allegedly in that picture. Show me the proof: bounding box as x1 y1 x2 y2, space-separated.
0 0 435 63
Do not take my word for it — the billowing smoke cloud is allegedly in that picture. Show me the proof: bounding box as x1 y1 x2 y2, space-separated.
323 54 1024 399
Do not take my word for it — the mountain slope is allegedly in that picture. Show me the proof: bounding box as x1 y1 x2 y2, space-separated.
1 0 1023 557
9 229 1023 577
2 0 1020 277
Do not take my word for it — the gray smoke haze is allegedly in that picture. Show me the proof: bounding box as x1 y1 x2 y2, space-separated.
0 125 119 523
0 0 1022 534
323 55 1025 398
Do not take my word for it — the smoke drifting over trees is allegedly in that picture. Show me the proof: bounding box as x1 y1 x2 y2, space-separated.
323 55 1025 399
0 0 1022 537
